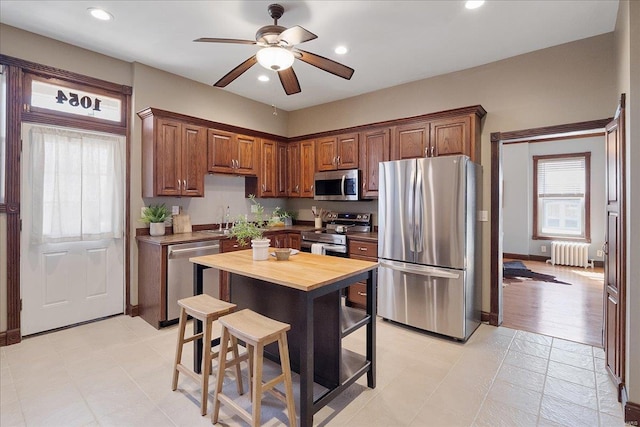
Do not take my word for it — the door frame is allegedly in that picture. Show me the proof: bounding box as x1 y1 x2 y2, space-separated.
489 117 612 326
0 54 133 345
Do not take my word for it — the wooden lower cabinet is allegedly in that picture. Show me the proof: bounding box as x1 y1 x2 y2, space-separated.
347 239 378 309
288 233 301 250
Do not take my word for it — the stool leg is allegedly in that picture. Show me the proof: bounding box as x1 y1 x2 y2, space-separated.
212 326 230 424
171 307 188 391
200 317 213 416
251 342 264 427
278 333 297 427
247 344 254 402
230 335 244 395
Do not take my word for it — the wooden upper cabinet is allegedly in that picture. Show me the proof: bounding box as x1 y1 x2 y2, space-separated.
181 124 207 196
316 134 359 171
300 140 316 198
316 136 337 171
392 122 430 160
276 142 288 197
256 139 277 197
392 113 480 162
359 128 390 199
337 133 359 169
139 110 206 197
287 141 301 197
430 115 472 158
207 129 257 176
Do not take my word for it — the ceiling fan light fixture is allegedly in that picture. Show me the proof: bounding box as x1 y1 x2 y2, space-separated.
256 47 294 71
258 75 270 82
334 46 348 55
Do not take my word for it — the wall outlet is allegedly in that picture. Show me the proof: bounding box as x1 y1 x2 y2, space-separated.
597 249 604 257
171 205 180 215
250 204 259 213
541 245 547 253
478 210 488 222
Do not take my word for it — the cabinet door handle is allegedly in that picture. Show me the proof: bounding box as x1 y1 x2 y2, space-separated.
357 291 367 296
430 146 435 157
362 180 366 190
177 179 181 190
337 156 341 165
262 184 266 191
233 244 239 248
295 184 299 192
425 146 428 157
183 180 186 189
358 247 368 251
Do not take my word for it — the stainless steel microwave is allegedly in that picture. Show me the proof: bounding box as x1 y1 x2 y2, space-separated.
314 169 360 201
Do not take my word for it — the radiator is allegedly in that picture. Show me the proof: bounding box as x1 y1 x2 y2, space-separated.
546 241 593 268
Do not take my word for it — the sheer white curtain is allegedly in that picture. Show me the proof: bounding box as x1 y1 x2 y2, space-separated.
30 125 124 243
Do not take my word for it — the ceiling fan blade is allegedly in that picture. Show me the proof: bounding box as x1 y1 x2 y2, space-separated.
214 56 258 87
194 37 257 45
277 26 317 46
295 49 354 80
278 68 301 95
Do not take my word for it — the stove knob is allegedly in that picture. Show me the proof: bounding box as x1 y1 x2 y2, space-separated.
357 215 361 219
362 214 368 220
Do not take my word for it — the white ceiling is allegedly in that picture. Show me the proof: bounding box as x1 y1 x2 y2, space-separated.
0 1 619 112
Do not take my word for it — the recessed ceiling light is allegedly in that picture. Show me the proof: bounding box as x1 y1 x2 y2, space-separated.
465 0 485 10
258 75 270 82
334 46 348 55
87 7 114 21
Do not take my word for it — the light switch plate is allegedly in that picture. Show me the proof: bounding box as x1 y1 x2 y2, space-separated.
478 210 489 222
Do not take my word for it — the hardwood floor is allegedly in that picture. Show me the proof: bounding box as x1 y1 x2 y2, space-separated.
502 259 604 347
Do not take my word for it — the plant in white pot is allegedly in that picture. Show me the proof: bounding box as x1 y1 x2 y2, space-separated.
140 204 170 236
229 195 270 260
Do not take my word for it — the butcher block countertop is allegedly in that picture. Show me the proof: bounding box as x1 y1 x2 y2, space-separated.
190 249 378 292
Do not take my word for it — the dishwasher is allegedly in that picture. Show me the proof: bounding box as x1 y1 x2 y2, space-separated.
166 240 220 324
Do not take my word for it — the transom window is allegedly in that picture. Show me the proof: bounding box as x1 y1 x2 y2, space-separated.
533 152 591 241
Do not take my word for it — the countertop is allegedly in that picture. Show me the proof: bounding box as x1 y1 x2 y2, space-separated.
136 225 315 245
136 226 378 246
190 249 378 292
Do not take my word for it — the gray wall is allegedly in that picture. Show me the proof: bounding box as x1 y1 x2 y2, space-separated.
503 136 605 261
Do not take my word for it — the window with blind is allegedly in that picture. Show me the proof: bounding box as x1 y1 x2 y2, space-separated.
533 152 591 241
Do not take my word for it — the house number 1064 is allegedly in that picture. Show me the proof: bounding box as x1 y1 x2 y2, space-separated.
56 90 102 111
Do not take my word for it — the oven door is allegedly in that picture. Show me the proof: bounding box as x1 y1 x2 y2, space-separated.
300 241 349 257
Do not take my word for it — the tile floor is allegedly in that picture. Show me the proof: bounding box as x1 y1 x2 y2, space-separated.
0 314 628 427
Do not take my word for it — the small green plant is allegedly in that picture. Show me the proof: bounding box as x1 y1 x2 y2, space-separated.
140 204 170 224
229 195 267 247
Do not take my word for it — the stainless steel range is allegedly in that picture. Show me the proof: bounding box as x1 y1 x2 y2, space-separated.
301 212 372 256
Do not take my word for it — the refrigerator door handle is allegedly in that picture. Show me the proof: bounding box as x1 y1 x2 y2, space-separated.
408 166 416 252
415 164 424 253
380 260 460 279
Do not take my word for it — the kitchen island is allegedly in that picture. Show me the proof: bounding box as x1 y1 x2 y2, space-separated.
190 249 378 427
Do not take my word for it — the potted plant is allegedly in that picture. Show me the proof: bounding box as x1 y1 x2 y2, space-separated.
271 207 295 227
140 204 170 236
229 195 270 260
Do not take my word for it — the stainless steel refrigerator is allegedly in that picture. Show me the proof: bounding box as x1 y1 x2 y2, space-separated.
377 155 482 341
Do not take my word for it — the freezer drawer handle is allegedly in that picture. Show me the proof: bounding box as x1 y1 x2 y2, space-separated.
380 260 460 279
168 245 220 256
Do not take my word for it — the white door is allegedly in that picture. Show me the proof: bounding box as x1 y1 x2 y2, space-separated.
20 123 125 335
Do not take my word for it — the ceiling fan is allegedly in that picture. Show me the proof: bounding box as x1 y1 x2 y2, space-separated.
194 3 354 95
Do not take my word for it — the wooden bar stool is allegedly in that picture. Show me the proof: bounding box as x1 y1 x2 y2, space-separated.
212 309 297 427
172 294 247 416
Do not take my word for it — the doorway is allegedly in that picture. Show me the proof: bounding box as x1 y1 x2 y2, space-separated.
20 123 125 335
500 136 606 347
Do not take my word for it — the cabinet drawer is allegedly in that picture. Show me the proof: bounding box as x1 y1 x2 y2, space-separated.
220 238 247 252
348 240 377 258
347 283 367 308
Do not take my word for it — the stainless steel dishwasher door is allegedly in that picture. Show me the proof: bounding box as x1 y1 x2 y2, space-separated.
166 240 220 322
